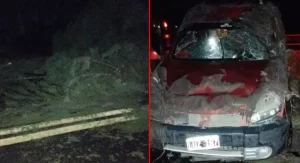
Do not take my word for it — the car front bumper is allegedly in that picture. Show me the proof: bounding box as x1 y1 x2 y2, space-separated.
151 117 291 161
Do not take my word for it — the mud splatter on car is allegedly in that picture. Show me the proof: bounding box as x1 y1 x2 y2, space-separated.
151 2 300 162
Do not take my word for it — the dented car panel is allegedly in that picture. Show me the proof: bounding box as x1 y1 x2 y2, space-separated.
151 3 292 161
151 115 290 161
153 58 287 127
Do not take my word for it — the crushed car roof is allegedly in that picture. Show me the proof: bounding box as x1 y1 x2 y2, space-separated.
178 4 254 32
177 3 285 52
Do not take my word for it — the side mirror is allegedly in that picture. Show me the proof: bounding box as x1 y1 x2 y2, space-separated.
288 50 300 79
150 48 161 71
150 48 161 61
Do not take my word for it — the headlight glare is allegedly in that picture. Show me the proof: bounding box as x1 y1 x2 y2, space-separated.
250 107 279 123
251 92 282 123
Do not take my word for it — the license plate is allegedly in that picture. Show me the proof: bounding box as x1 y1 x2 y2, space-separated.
186 135 220 151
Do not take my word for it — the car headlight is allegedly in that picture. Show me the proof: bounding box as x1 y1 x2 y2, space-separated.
251 91 282 123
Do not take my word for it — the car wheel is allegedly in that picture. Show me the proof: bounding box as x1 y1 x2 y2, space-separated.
286 121 293 150
281 118 293 154
282 119 300 158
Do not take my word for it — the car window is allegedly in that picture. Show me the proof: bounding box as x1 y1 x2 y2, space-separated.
174 25 269 60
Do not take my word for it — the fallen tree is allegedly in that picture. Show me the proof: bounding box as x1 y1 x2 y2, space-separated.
46 0 147 106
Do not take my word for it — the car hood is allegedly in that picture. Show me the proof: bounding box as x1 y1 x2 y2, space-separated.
151 59 281 128
164 59 268 97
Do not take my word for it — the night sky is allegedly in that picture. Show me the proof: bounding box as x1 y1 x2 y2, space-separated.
0 0 88 57
151 0 300 34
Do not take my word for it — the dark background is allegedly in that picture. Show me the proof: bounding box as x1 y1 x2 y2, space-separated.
151 0 300 34
0 0 88 57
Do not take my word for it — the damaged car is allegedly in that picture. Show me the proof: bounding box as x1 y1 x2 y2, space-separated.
151 2 299 162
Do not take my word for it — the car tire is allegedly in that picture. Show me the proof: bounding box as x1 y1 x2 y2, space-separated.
285 121 293 151
280 116 293 154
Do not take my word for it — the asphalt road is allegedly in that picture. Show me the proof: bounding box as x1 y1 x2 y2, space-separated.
0 128 147 163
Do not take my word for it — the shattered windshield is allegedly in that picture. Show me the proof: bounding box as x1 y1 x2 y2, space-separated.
174 23 269 60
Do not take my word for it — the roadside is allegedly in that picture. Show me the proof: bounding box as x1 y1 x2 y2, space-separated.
0 127 147 163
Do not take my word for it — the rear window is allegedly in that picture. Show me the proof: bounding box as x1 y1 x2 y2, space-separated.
174 23 269 60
